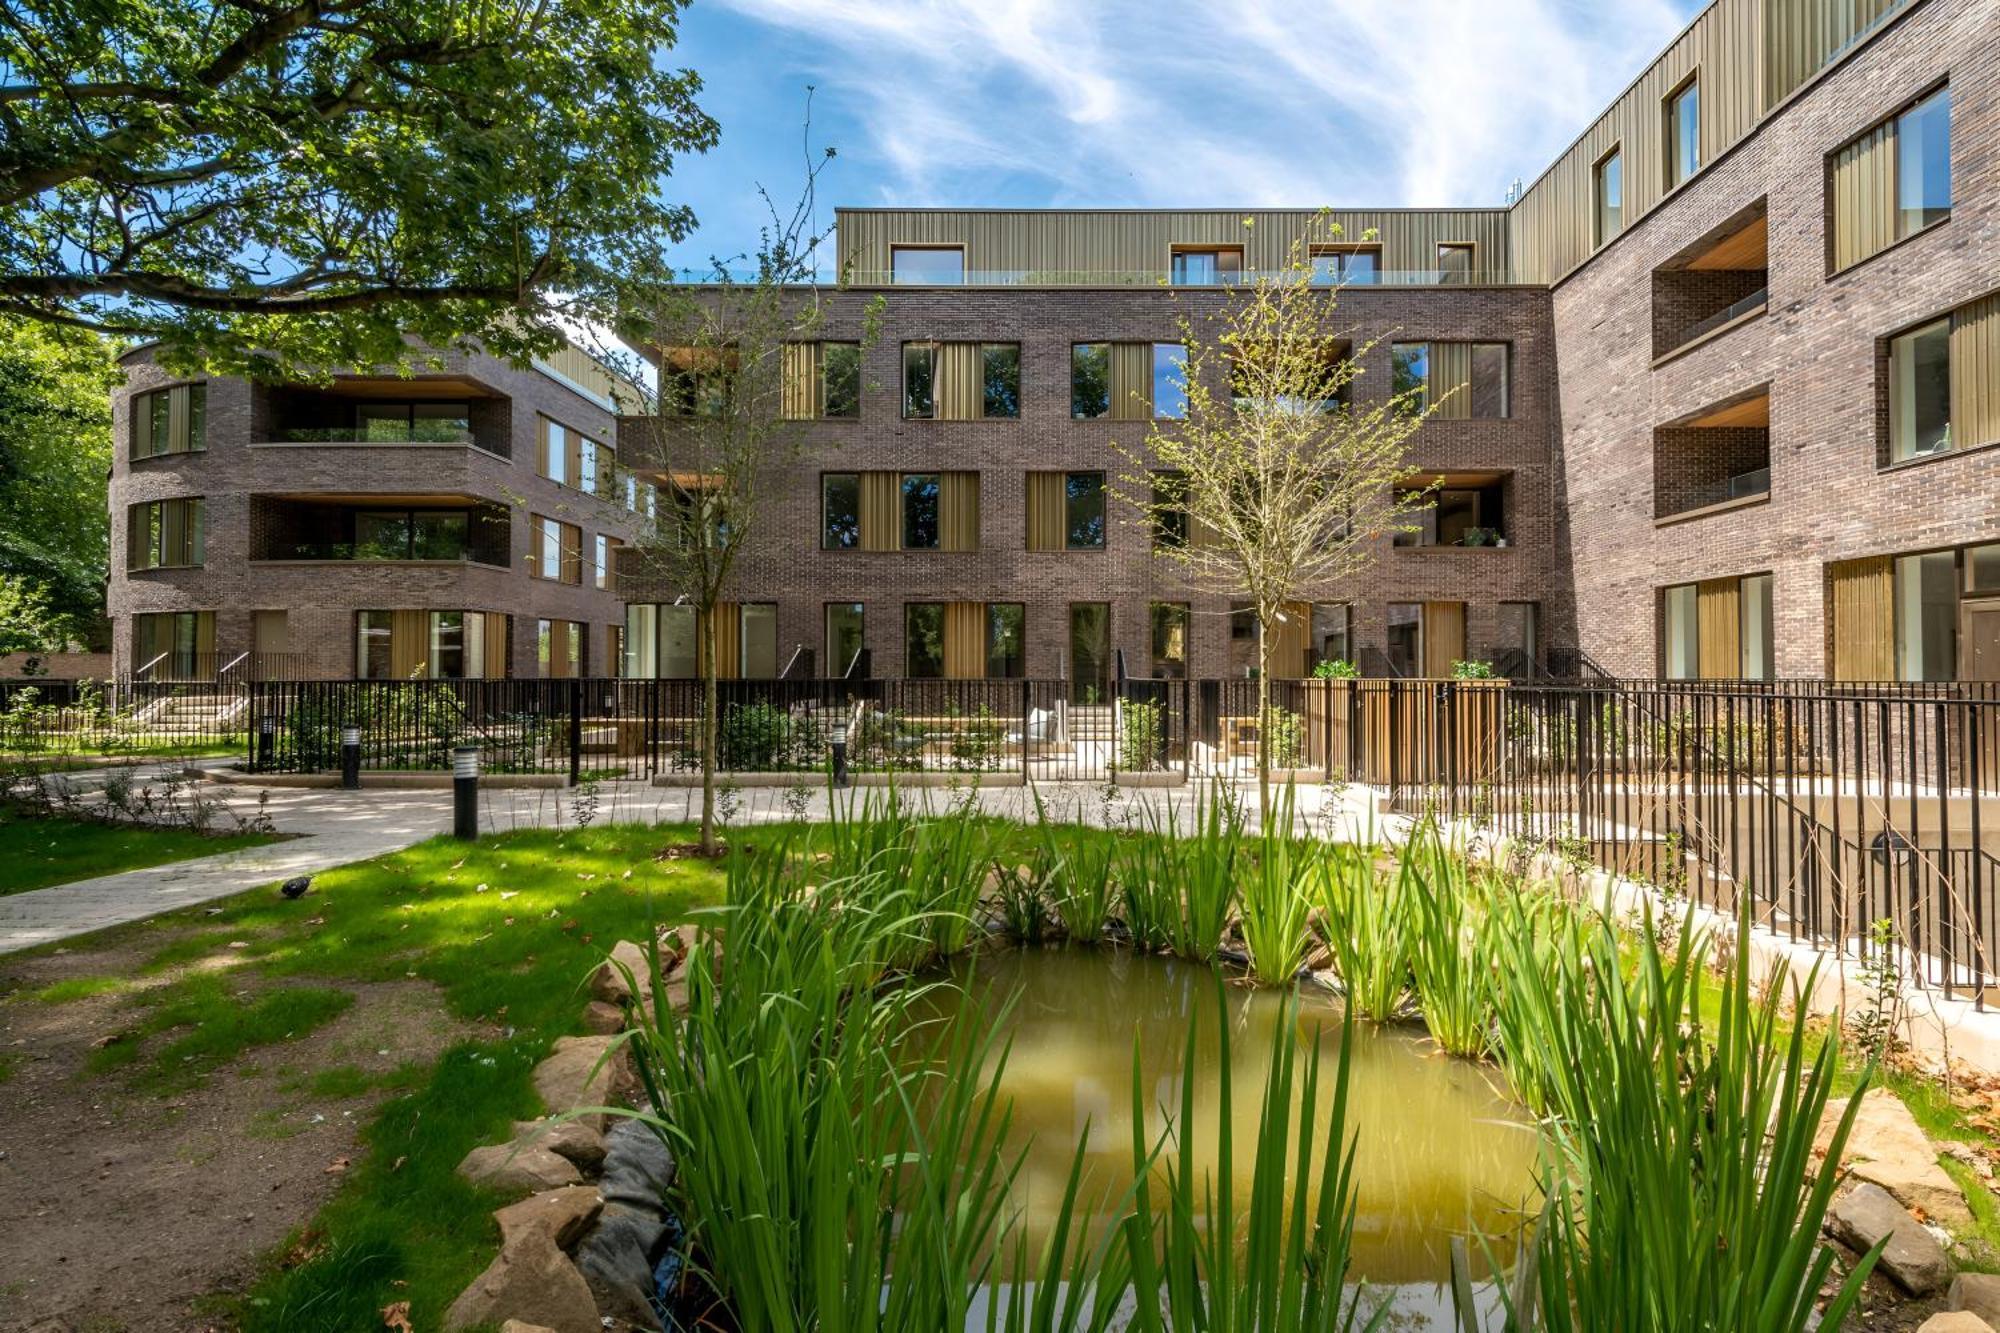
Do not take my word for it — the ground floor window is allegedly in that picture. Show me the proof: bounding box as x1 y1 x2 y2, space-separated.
621 602 778 679
1150 602 1189 679
1385 601 1467 677
537 618 582 679
1070 603 1110 703
1313 603 1352 671
134 610 214 679
825 602 865 677
1497 602 1539 678
904 602 1025 679
356 610 500 679
1659 574 1772 680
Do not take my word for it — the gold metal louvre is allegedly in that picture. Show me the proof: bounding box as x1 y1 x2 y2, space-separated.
1830 121 1895 272
1951 293 2000 451
1829 556 1894 680
1025 472 1068 551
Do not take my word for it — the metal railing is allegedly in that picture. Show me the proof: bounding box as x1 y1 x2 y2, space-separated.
1664 285 1768 353
838 267 1526 289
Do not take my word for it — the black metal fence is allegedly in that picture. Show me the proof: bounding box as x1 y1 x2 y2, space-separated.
0 677 250 757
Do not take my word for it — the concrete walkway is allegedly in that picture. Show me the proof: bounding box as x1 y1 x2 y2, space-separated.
0 772 1385 955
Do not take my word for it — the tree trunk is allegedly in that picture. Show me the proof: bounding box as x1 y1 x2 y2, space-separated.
1257 607 1273 825
700 605 718 855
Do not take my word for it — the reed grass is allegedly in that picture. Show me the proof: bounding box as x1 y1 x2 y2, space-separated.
1402 826 1494 1058
1317 841 1411 1021
1238 787 1319 986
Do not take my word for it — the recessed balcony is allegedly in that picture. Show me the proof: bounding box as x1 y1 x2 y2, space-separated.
1394 471 1512 549
254 378 513 457
1654 389 1771 522
249 495 511 566
1652 202 1768 362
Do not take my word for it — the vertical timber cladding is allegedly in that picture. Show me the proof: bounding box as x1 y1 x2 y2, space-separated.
834 209 1514 280
1508 0 1906 285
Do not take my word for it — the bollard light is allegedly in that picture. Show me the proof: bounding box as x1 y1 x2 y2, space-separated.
830 738 850 788
339 726 361 790
453 743 480 840
257 714 275 770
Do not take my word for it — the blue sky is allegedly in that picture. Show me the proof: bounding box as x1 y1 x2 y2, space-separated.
661 0 1709 270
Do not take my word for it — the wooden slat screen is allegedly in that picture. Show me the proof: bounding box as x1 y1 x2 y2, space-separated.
194 610 216 661
701 603 742 679
936 343 983 421
390 610 429 679
860 472 900 551
943 602 986 679
1830 556 1894 680
1428 343 1473 421
1272 600 1311 678
1110 344 1152 420
560 521 582 584
1422 602 1466 677
939 471 980 552
1695 577 1742 679
1831 121 1895 272
1025 472 1066 551
1951 293 2000 451
484 613 510 679
782 342 822 420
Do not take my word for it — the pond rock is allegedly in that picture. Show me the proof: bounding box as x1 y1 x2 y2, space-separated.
574 1201 668 1332
1917 1314 1995 1333
495 1185 602 1253
1817 1088 1973 1228
445 1230 599 1333
457 1142 584 1197
599 1119 675 1210
532 1035 636 1129
591 941 655 1008
581 1000 626 1034
1952 1273 2000 1325
513 1118 607 1174
1829 1182 1953 1296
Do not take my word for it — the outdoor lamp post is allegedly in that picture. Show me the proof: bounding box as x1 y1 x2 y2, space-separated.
453 744 480 840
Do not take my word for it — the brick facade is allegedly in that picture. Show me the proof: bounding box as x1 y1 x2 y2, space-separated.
107 344 641 679
1553 0 2000 678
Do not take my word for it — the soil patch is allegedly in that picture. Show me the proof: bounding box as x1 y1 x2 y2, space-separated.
0 937 469 1332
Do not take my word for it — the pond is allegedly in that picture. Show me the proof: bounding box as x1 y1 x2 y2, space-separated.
913 946 1543 1324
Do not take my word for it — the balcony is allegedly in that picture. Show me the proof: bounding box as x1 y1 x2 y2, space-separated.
1653 203 1768 362
1393 472 1512 548
1654 389 1771 522
831 266 1524 289
255 379 513 457
249 496 511 566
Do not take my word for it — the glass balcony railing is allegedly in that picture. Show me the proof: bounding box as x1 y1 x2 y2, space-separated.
275 424 475 444
836 267 1523 288
1663 286 1768 354
258 541 506 565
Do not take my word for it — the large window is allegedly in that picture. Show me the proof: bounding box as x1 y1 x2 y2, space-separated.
987 603 1026 678
1170 247 1242 285
126 497 205 569
538 618 583 678
824 342 861 418
134 610 212 679
1833 85 1952 270
822 473 861 549
1065 472 1105 549
356 401 470 443
533 515 580 584
825 603 865 677
1666 76 1700 188
350 509 469 561
1150 602 1190 679
891 246 964 284
1310 246 1379 286
1660 574 1772 680
131 383 206 458
1391 343 1509 419
1150 472 1189 549
785 342 862 420
1386 603 1422 677
901 473 940 549
1897 86 1953 238
1594 147 1624 248
1069 603 1111 703
1395 478 1506 547
1072 344 1110 419
1498 602 1540 677
1152 343 1188 420
1888 318 1952 462
904 603 946 678
1314 603 1352 670
1896 550 1960 681
1436 243 1474 284
903 342 1018 419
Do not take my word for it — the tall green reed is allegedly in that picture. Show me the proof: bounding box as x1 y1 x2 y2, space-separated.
1317 842 1411 1021
1121 791 1240 961
1402 827 1494 1058
1238 785 1319 986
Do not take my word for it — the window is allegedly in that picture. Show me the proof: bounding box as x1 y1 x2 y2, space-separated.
1497 602 1539 677
1888 318 1951 461
982 343 1020 418
1152 343 1187 419
1661 574 1772 679
987 603 1026 678
1071 344 1110 419
1311 247 1379 286
1391 343 1428 409
1151 472 1189 549
891 246 964 284
825 603 865 676
1594 147 1624 248
1896 550 1959 681
1065 472 1105 549
356 401 471 443
538 417 609 491
1897 86 1952 238
430 611 466 679
540 418 569 485
904 342 1017 419
135 610 212 679
537 618 582 678
1386 604 1422 677
1392 343 1509 419
1661 584 1699 679
905 603 946 678
1150 602 1190 678
822 473 861 548
1666 76 1700 188
1170 247 1243 285
126 497 205 569
824 342 861 419
901 474 940 549
131 383 206 458
741 603 778 679
624 474 657 518
660 605 698 678
1740 574 1773 681
1395 481 1507 547
789 342 863 420
351 508 470 561
594 534 616 589
357 610 394 679
533 515 580 584
1069 603 1111 703
1314 604 1352 670
1437 244 1474 284
661 347 736 416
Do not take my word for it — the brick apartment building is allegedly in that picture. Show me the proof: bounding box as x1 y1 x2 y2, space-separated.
108 342 649 680
107 0 1999 688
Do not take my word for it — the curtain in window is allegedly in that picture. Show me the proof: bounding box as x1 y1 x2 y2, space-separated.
388 610 428 678
1831 122 1894 271
943 601 986 679
1428 343 1473 420
935 343 983 420
1421 602 1466 677
1952 293 2000 451
160 499 190 568
702 602 742 679
1109 343 1153 420
1829 556 1894 680
782 342 822 420
939 471 980 551
860 471 901 551
133 384 202 458
1025 472 1066 551
483 613 510 679
1695 578 1741 680
194 609 216 665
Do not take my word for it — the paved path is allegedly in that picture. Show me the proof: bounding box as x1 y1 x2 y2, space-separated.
0 771 1386 955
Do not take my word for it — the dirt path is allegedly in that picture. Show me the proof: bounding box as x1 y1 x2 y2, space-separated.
0 940 467 1333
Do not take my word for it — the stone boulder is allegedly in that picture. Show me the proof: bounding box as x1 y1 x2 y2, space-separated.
599 1119 675 1210
573 1201 668 1331
501 1323 561 1333
444 1230 599 1333
513 1118 607 1174
494 1185 603 1252
1817 1088 1973 1228
533 1034 637 1129
1917 1315 1995 1333
1828 1182 1954 1296
456 1142 584 1197
581 1000 626 1034
1952 1273 2000 1326
591 941 655 1009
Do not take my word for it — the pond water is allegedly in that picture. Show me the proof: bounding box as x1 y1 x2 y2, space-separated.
911 946 1543 1322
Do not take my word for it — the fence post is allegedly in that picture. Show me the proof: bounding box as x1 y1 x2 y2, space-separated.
568 679 583 786
1020 678 1033 785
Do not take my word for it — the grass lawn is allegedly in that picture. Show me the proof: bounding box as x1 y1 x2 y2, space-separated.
0 809 281 895
6 815 1999 1331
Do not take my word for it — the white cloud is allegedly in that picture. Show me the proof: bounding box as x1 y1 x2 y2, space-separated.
713 0 1695 208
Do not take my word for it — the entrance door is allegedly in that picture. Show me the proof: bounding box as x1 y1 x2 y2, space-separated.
1069 603 1110 704
1962 600 2000 790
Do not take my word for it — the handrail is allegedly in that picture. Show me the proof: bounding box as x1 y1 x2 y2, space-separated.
1666 286 1768 352
134 652 168 682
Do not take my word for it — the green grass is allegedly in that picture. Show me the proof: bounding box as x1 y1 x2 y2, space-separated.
0 810 279 895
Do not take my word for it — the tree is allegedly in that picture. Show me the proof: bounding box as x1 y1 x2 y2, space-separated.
0 0 717 377
602 117 873 853
1115 222 1435 814
0 318 119 647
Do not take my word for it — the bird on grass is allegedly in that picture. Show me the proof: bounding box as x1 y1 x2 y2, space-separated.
280 875 313 900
